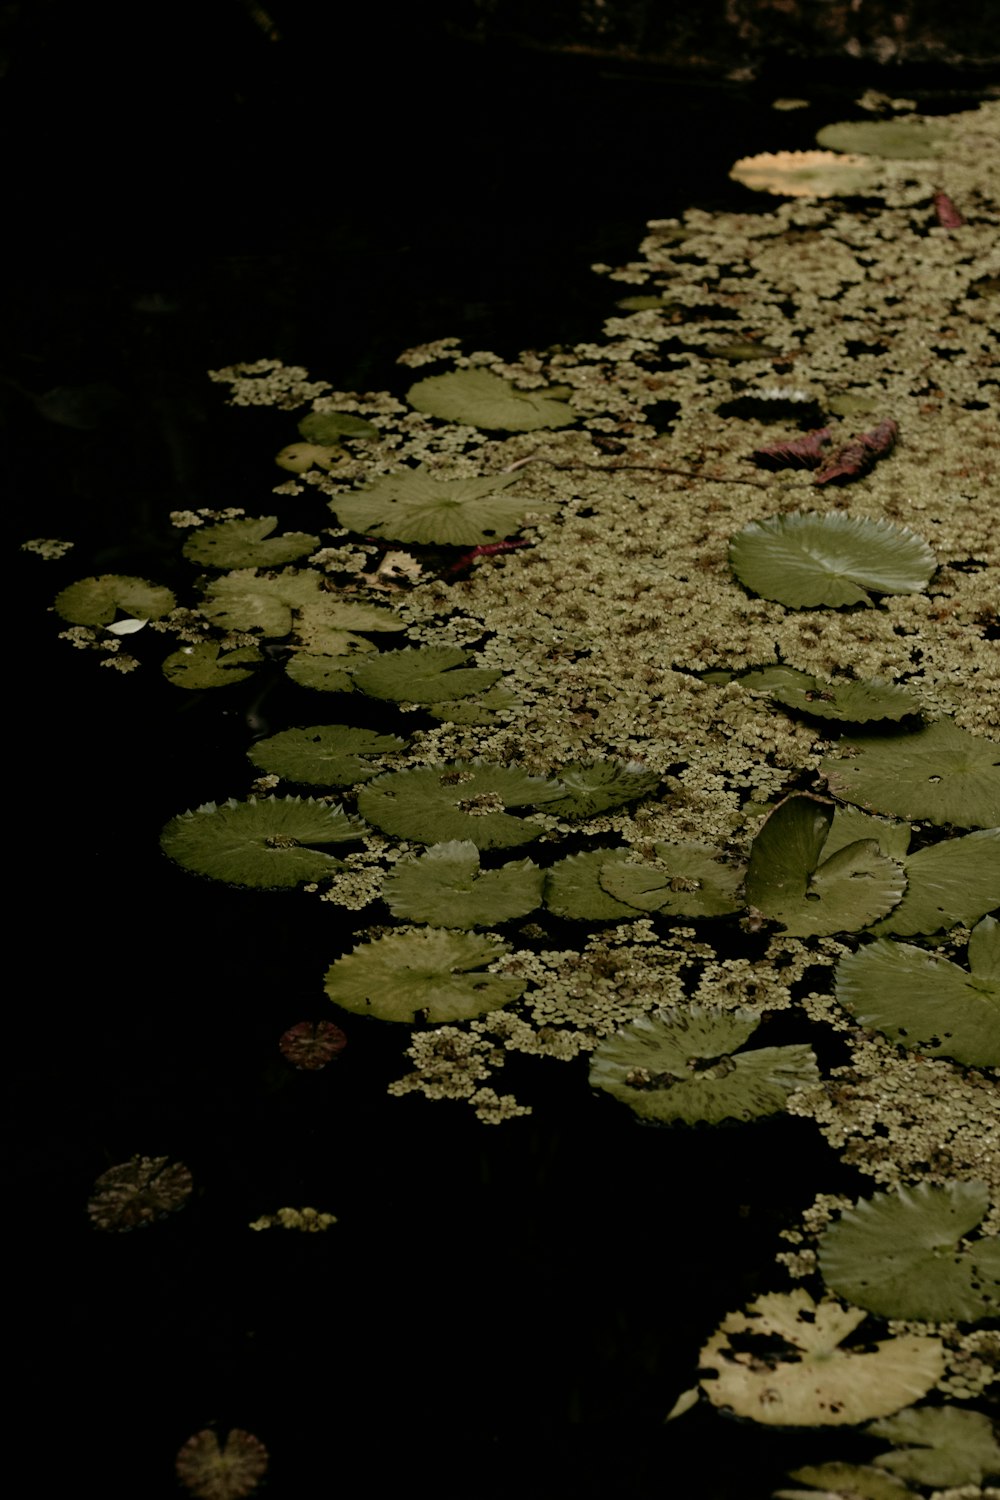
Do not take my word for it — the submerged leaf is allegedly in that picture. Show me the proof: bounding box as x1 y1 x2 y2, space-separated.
279 1019 347 1070
351 646 502 704
160 797 364 888
729 512 935 608
324 928 522 1023
816 119 950 159
600 842 745 917
55 574 176 625
382 841 543 927
358 762 560 848
175 1429 268 1500
162 641 263 689
543 760 661 818
407 369 576 431
871 828 1000 936
248 725 407 786
867 1405 1000 1488
182 516 318 569
544 847 640 921
298 410 378 443
822 719 1000 827
328 467 554 546
88 1155 193 1232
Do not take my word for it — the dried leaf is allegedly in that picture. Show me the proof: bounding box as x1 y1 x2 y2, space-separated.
815 419 899 486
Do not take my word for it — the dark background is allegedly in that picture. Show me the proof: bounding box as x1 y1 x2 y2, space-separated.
6 5 997 1495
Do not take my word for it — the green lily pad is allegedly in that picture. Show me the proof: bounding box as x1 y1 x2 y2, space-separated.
706 664 921 722
542 760 661 818
407 369 576 431
201 568 322 636
589 1005 819 1124
324 928 523 1023
969 912 999 980
821 807 912 862
599 842 745 917
160 797 365 888
698 1290 945 1426
182 516 319 570
871 828 1000 936
298 410 379 443
867 1405 1000 1488
328 467 554 546
162 641 263 689
822 719 1000 827
285 653 359 693
779 1462 912 1500
359 761 561 849
746 794 905 936
55 574 176 625
817 1180 1000 1323
834 922 1000 1067
544 848 641 921
427 684 520 725
351 646 503 704
729 512 936 608
816 120 951 159
382 841 544 928
247 726 407 786
275 441 345 473
292 600 403 659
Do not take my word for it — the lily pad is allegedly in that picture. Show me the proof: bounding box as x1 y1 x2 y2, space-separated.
54 574 176 625
358 761 561 848
970 912 999 980
285 652 360 693
698 1289 946 1426
544 847 641 921
821 807 912 863
160 796 365 888
278 1019 347 1070
175 1428 268 1500
201 568 322 636
162 641 263 689
816 120 950 159
427 683 520 725
709 665 921 723
600 842 745 918
351 646 503 704
867 1405 1000 1488
324 928 523 1023
182 516 319 569
247 725 407 786
778 1462 912 1500
298 410 379 443
589 1005 819 1125
817 1180 1000 1323
745 794 905 936
822 719 1000 828
543 760 661 818
871 828 1000 936
275 441 344 473
88 1155 193 1232
382 841 544 928
407 369 576 431
328 467 554 546
833 923 1000 1068
729 512 936 608
730 149 876 197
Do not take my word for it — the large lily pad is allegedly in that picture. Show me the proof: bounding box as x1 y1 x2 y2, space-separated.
600 842 745 918
201 568 322 636
745 794 905 936
182 516 319 569
544 847 641 921
351 646 503 704
298 410 378 443
358 761 561 848
817 1180 1000 1323
822 719 1000 827
407 369 576 431
247 725 407 786
729 512 936 608
162 641 263 689
698 1290 945 1426
328 467 554 546
871 828 1000 936
382 841 543 928
54 574 176 625
542 760 661 818
589 1005 819 1125
867 1405 1000 1488
160 797 365 888
324 928 523 1023
834 922 1000 1068
816 120 951 159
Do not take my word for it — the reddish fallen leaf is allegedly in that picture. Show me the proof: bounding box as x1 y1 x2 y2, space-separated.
176 1429 268 1500
814 418 899 486
933 192 964 228
445 538 530 578
87 1155 193 1232
279 1019 347 1070
751 427 832 470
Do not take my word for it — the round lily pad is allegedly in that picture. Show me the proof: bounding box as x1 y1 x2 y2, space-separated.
182 516 319 569
328 467 554 546
544 848 641 921
54 574 176 625
324 928 523 1023
407 369 576 431
816 120 950 159
351 646 503 704
175 1428 268 1500
201 568 322 636
543 760 661 818
278 1020 347 1070
298 410 378 443
818 1180 1000 1323
730 149 876 197
866 1405 1000 1488
160 796 365 888
872 828 1000 936
358 761 561 848
729 512 936 608
247 725 407 786
88 1155 193 1232
599 842 745 918
822 719 1000 828
162 642 263 690
383 841 544 928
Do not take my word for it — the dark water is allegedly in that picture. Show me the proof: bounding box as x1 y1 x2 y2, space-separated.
9 15 993 1495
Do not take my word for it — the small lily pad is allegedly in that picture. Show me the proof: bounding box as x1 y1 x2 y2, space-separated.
328 467 554 546
589 1005 819 1125
279 1019 347 1070
778 1462 912 1500
351 646 503 704
175 1428 268 1500
729 512 936 608
822 719 1000 828
871 828 1000 936
358 761 561 848
160 796 365 888
247 725 407 786
55 574 176 625
201 567 322 636
285 653 359 693
816 120 950 159
730 149 876 197
88 1155 193 1232
867 1405 1000 1488
324 928 523 1023
427 683 520 725
382 841 544 928
543 760 661 818
407 369 576 431
544 847 641 921
298 410 379 443
182 516 319 569
600 843 745 918
162 641 263 689
275 442 345 473
817 1180 1000 1323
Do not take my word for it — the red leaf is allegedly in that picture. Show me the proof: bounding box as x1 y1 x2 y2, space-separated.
279 1019 347 1070
445 538 530 578
933 192 964 228
814 418 898 486
751 427 832 470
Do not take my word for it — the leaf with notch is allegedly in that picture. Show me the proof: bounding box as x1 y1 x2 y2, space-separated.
382 841 543 928
351 646 502 704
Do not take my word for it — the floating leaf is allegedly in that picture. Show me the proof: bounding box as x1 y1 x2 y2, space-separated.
726 665 922 723
54 574 176 625
382 841 543 928
358 762 560 848
815 419 899 486
351 646 503 704
201 568 322 636
821 807 911 862
285 653 360 693
275 442 344 473
778 1462 912 1500
816 120 950 159
871 829 1000 936
589 1005 819 1125
823 720 1000 827
298 410 378 443
248 725 407 786
182 516 319 569
407 369 576 431
752 428 832 469
544 847 640 921
600 843 745 917
542 760 661 818
295 598 403 639
698 1289 945 1426
729 512 936 608
88 1155 192 1232
834 925 1000 1067
970 913 999 980
746 795 905 936
324 928 522 1023
427 683 520 725
867 1405 1000 1488
729 149 876 197
932 191 964 229
279 1019 347 1070
160 797 364 888
162 642 263 689
175 1428 268 1500
327 467 554 546
818 1180 1000 1323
